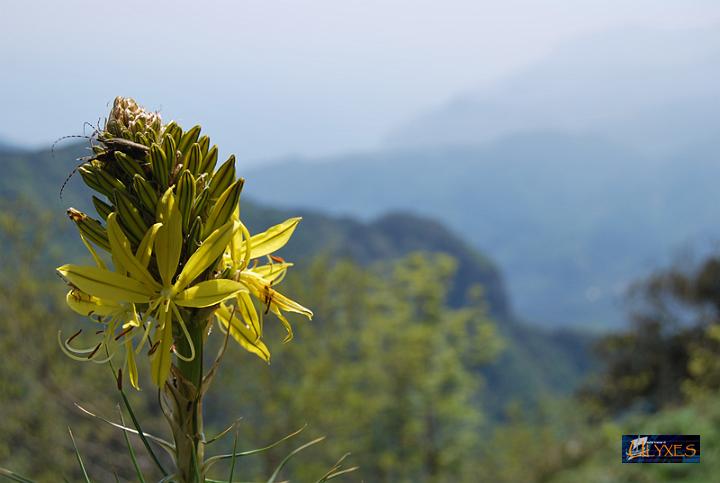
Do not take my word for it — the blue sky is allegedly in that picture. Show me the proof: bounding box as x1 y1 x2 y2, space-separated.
2 0 719 163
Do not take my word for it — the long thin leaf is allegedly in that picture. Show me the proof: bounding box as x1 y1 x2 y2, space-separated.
118 406 147 483
119 384 170 475
0 467 36 483
74 403 175 456
320 467 360 481
266 437 326 483
228 429 239 483
68 427 92 483
203 425 307 472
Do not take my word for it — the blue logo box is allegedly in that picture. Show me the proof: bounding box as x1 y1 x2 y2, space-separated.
622 435 700 463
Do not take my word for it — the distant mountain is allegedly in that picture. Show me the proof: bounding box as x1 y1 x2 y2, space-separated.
0 141 595 405
386 26 720 156
244 131 720 329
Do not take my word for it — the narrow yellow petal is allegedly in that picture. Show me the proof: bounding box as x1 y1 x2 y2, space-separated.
65 289 120 317
79 233 107 269
174 279 247 308
236 292 261 339
136 223 162 268
251 263 293 283
125 340 140 390
216 305 270 362
57 264 152 303
174 220 238 291
242 217 301 260
270 305 294 343
150 309 173 386
155 188 183 286
107 213 161 290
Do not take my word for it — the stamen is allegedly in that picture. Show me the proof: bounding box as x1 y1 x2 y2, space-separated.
115 326 133 341
66 329 83 344
148 340 160 356
87 342 102 359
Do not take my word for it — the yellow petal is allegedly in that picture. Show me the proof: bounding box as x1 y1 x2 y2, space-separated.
79 233 107 269
240 271 313 319
242 218 301 260
252 262 293 283
58 264 152 303
270 305 294 343
150 309 173 386
174 220 238 291
155 189 183 286
236 291 261 339
107 213 161 290
125 339 140 390
216 304 270 362
65 289 120 317
174 279 247 308
136 223 162 268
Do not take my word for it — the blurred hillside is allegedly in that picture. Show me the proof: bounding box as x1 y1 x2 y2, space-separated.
0 142 594 413
243 26 720 330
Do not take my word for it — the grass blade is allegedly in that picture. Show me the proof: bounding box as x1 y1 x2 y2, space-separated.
118 406 147 483
228 429 239 483
119 387 169 476
0 467 36 483
68 427 92 483
203 425 307 473
266 437 326 483
108 360 169 476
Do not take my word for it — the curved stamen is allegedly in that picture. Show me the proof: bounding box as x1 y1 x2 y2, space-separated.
171 303 196 362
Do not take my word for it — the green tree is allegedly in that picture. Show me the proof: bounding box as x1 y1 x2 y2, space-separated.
217 252 502 481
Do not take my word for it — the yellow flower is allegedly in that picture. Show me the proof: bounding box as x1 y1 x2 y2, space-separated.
58 190 246 386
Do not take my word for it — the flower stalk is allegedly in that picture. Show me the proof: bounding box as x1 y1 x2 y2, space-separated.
57 97 313 481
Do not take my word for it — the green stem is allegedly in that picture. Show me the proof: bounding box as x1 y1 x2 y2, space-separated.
168 314 207 482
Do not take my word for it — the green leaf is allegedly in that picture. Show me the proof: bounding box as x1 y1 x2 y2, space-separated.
0 467 36 483
266 437 326 483
203 425 307 473
117 407 146 483
68 427 92 483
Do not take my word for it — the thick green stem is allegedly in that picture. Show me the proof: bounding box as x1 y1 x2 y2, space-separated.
166 314 207 482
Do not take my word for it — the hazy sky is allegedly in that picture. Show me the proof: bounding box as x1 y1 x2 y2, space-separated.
2 0 719 163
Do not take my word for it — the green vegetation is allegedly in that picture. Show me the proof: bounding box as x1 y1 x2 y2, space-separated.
3 128 718 482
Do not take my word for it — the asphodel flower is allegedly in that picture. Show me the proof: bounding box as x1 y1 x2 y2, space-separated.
58 96 312 390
